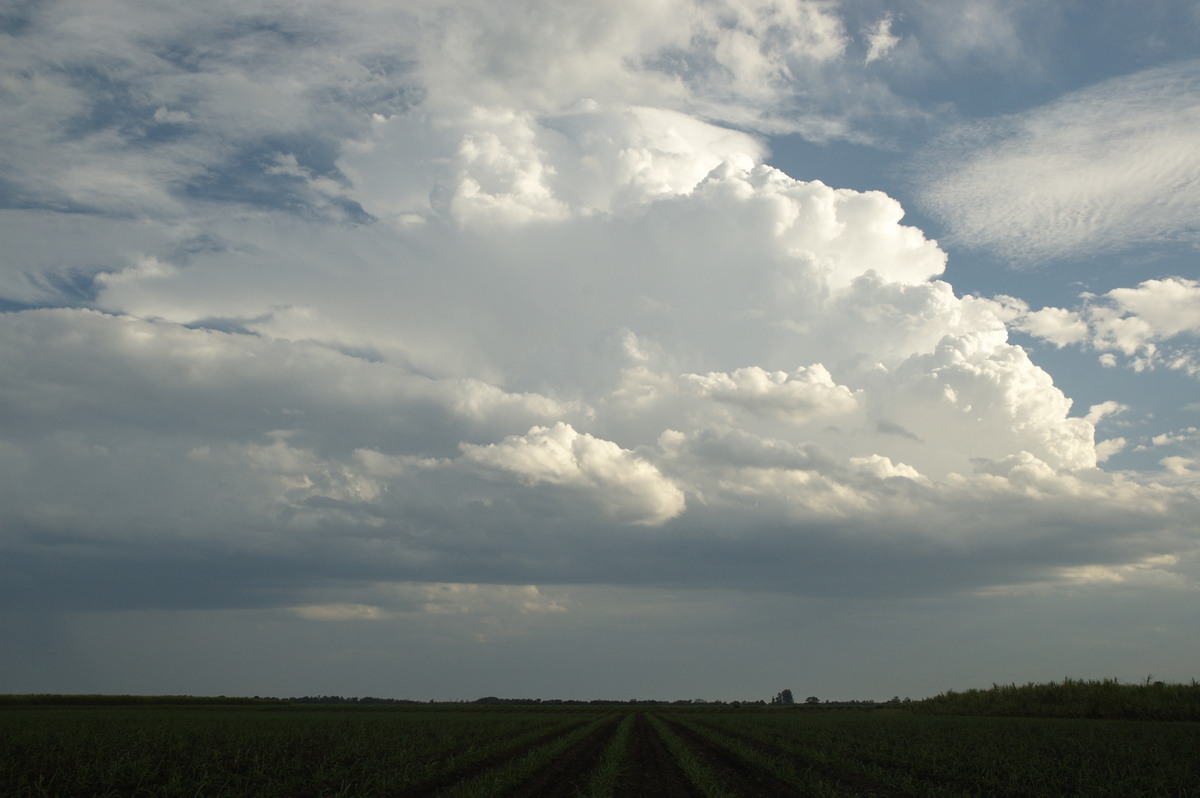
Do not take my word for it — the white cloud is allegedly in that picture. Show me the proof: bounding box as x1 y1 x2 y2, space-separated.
682 365 860 424
1084 401 1128 426
414 0 853 133
1005 278 1200 376
1016 307 1090 348
1106 278 1200 340
1150 427 1200 448
345 105 767 227
1094 437 1127 464
1160 456 1194 477
863 15 899 64
461 422 686 526
919 59 1200 263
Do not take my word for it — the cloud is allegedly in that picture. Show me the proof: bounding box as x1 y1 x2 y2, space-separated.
1084 401 1128 426
291 583 567 625
906 0 1032 67
1106 278 1200 340
1 298 1196 610
1005 278 1200 376
682 365 860 424
998 300 1090 348
863 15 899 65
0 0 931 239
344 105 767 227
1094 437 1127 464
918 59 1200 263
461 422 686 526
2 0 1199 621
414 0 854 133
978 553 1194 596
292 603 388 622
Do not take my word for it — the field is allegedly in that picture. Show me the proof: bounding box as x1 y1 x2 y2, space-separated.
3 700 1200 797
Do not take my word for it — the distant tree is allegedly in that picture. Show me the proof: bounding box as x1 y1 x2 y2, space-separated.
806 695 820 704
771 689 795 705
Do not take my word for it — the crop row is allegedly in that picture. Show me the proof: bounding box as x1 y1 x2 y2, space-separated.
663 710 1200 796
6 704 1200 796
0 705 612 797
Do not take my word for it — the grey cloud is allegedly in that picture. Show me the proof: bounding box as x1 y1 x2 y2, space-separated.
876 420 922 441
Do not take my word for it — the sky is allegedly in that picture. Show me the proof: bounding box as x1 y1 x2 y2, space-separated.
1 0 1198 703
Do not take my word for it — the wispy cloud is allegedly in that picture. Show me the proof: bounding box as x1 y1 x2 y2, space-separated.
862 15 899 65
918 59 1200 263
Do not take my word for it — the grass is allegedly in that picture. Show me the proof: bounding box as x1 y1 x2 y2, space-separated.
912 676 1200 720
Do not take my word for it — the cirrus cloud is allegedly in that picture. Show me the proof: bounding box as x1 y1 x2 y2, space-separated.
917 59 1200 263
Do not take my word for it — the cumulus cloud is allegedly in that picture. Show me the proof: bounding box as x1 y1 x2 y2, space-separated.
344 105 767 227
682 365 860 424
461 423 686 526
1004 278 1200 376
918 59 1200 263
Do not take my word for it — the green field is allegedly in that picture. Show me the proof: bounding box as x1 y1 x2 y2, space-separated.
3 693 1199 796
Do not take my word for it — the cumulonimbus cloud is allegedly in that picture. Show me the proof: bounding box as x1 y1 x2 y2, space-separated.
1 0 1198 614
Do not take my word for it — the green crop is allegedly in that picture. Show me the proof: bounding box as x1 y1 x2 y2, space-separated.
4 694 1199 796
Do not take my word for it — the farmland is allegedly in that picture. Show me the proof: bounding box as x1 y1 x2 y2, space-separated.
3 697 1199 796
